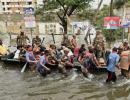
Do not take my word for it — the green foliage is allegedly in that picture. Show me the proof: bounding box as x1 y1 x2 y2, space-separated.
114 0 129 9
94 5 123 42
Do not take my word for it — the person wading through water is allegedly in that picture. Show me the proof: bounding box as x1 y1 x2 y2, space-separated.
106 47 120 83
119 47 130 78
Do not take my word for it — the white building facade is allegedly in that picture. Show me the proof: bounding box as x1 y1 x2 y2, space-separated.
0 0 44 14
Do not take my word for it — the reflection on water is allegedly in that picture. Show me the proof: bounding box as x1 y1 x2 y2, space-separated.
0 62 130 100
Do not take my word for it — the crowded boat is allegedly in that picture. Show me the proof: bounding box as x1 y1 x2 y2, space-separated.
0 31 130 84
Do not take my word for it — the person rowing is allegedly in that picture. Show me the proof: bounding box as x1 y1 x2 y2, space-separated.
36 52 50 77
25 45 37 71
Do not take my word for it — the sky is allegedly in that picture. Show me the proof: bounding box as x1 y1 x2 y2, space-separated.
92 0 111 9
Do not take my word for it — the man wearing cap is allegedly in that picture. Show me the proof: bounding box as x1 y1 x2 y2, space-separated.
17 31 30 46
93 30 106 59
32 35 41 46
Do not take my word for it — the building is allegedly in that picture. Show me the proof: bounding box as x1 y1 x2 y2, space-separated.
0 0 44 14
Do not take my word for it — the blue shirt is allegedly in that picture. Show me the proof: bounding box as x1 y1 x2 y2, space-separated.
37 55 46 68
107 52 120 72
25 51 35 62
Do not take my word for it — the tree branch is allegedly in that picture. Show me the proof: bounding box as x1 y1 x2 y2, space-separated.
56 0 66 11
67 5 78 16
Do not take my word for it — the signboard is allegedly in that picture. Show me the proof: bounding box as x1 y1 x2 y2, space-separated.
23 6 36 28
122 8 130 28
104 17 120 29
71 22 89 34
23 7 34 15
24 16 36 28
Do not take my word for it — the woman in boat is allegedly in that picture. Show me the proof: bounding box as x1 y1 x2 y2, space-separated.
83 46 100 73
25 45 37 71
79 44 86 56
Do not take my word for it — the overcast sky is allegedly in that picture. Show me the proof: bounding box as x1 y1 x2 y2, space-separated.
92 0 111 9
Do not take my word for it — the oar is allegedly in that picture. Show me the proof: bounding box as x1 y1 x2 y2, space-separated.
51 33 55 44
41 37 45 45
21 62 28 73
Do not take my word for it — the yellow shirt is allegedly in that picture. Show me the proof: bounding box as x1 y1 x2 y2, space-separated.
0 45 8 55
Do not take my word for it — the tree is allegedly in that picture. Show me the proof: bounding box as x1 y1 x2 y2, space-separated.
36 0 93 34
114 0 129 9
93 0 104 24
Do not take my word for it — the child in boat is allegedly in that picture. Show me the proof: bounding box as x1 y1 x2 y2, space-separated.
36 52 50 77
106 47 120 83
25 45 37 71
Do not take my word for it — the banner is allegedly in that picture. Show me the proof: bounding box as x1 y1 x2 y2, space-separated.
23 6 36 28
122 11 130 28
71 22 89 34
104 17 120 29
23 7 34 16
24 16 36 28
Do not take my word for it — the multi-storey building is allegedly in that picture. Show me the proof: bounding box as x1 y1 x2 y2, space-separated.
0 0 44 14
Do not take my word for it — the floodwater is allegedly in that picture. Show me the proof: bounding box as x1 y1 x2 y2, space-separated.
0 62 130 100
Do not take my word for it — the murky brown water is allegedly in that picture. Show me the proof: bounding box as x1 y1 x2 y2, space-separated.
0 62 130 100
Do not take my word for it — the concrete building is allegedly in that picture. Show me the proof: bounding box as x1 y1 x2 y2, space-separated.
0 0 44 14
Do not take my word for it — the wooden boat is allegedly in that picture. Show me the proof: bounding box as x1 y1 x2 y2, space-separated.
0 53 26 65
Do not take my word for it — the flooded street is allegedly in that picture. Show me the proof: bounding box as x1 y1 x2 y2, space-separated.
0 62 130 100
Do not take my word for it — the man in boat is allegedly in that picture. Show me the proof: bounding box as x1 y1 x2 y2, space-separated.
106 47 120 83
93 30 106 59
25 45 37 71
36 52 50 77
61 34 71 49
0 39 9 56
17 31 30 46
32 35 41 46
119 47 130 78
59 48 74 70
70 35 77 52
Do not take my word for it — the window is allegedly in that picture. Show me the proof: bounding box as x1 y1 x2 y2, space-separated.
17 2 20 5
7 8 11 10
3 8 5 11
7 2 10 5
2 2 4 5
28 2 32 5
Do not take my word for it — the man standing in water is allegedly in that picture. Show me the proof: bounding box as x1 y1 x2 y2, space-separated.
106 47 120 83
17 31 30 46
93 30 106 59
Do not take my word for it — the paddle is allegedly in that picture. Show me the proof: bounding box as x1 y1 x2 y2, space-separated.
21 62 28 73
41 37 45 45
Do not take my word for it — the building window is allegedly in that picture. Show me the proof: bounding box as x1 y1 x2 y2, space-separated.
7 2 10 5
17 2 20 5
28 2 32 5
7 8 11 10
2 2 4 5
3 8 5 11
